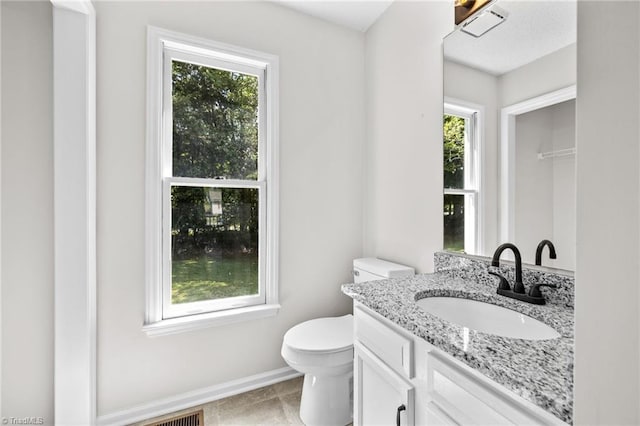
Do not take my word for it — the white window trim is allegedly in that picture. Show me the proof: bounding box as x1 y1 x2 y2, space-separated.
444 99 484 256
144 26 279 335
51 0 97 423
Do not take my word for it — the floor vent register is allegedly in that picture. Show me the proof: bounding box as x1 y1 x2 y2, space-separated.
147 409 204 426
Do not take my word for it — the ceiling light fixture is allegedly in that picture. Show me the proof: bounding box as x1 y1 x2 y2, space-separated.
455 0 492 25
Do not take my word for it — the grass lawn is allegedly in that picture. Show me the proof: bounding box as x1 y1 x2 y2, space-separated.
172 255 259 304
444 234 464 253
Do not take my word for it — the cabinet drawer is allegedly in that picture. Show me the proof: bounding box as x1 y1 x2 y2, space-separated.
355 305 413 378
427 352 554 425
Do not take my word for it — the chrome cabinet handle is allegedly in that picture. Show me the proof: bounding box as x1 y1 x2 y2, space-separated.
353 270 360 276
396 404 406 426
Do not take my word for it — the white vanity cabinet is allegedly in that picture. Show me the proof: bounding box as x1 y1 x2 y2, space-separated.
353 302 566 426
354 302 415 425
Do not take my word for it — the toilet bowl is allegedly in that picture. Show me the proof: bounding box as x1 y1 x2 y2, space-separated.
281 258 414 425
281 315 354 426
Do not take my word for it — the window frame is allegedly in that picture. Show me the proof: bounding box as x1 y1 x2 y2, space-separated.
144 27 279 335
443 100 483 255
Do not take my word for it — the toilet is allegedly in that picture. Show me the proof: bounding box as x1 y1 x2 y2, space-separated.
281 258 414 426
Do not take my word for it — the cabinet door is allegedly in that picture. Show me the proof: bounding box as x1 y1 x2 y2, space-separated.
354 342 414 426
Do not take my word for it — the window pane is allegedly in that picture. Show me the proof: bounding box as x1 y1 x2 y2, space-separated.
444 193 465 252
171 186 259 304
443 114 465 189
172 60 259 180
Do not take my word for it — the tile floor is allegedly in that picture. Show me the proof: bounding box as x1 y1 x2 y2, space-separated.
136 376 305 426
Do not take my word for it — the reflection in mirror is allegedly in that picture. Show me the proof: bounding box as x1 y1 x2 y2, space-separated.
443 0 576 270
443 102 480 254
515 101 575 270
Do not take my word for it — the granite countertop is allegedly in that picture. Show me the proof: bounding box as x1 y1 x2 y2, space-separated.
342 272 574 424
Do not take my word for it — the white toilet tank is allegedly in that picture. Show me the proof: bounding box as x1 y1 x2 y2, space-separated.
352 257 414 283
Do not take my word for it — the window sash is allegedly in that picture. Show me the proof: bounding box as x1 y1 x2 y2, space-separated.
162 49 267 182
443 191 478 255
161 44 268 319
444 102 481 255
443 188 476 196
161 179 267 319
443 106 479 193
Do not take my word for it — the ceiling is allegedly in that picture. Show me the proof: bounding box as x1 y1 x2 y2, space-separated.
272 0 576 75
273 0 393 32
444 1 577 76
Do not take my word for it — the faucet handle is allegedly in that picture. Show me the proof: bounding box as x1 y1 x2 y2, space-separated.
528 283 558 298
488 271 511 291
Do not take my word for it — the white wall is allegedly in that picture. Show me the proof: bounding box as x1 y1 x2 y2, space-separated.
485 44 577 269
363 1 452 273
443 60 499 256
95 1 365 415
550 100 576 270
574 1 640 423
0 1 54 423
499 43 576 108
514 106 554 262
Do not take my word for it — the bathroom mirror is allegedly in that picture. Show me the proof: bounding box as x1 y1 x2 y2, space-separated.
443 0 577 271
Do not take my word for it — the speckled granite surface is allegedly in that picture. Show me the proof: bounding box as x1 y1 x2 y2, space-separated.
434 251 575 308
342 254 574 424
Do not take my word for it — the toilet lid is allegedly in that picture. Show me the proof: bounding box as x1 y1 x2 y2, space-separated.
284 315 353 353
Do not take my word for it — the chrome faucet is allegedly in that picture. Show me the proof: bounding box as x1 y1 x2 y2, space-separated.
489 243 556 305
535 239 557 266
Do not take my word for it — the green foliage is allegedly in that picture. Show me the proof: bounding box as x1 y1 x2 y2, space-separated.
443 115 466 252
219 188 258 235
170 60 260 262
443 114 465 188
171 187 258 259
172 186 207 233
172 61 259 179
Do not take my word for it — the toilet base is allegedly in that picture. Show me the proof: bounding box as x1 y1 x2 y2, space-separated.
299 371 353 426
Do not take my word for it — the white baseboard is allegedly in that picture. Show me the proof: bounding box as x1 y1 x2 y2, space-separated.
97 366 301 426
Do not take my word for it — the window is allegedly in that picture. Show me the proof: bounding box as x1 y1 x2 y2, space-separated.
443 102 481 255
145 27 279 333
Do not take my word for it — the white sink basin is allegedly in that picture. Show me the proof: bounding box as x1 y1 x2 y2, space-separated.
416 297 560 340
